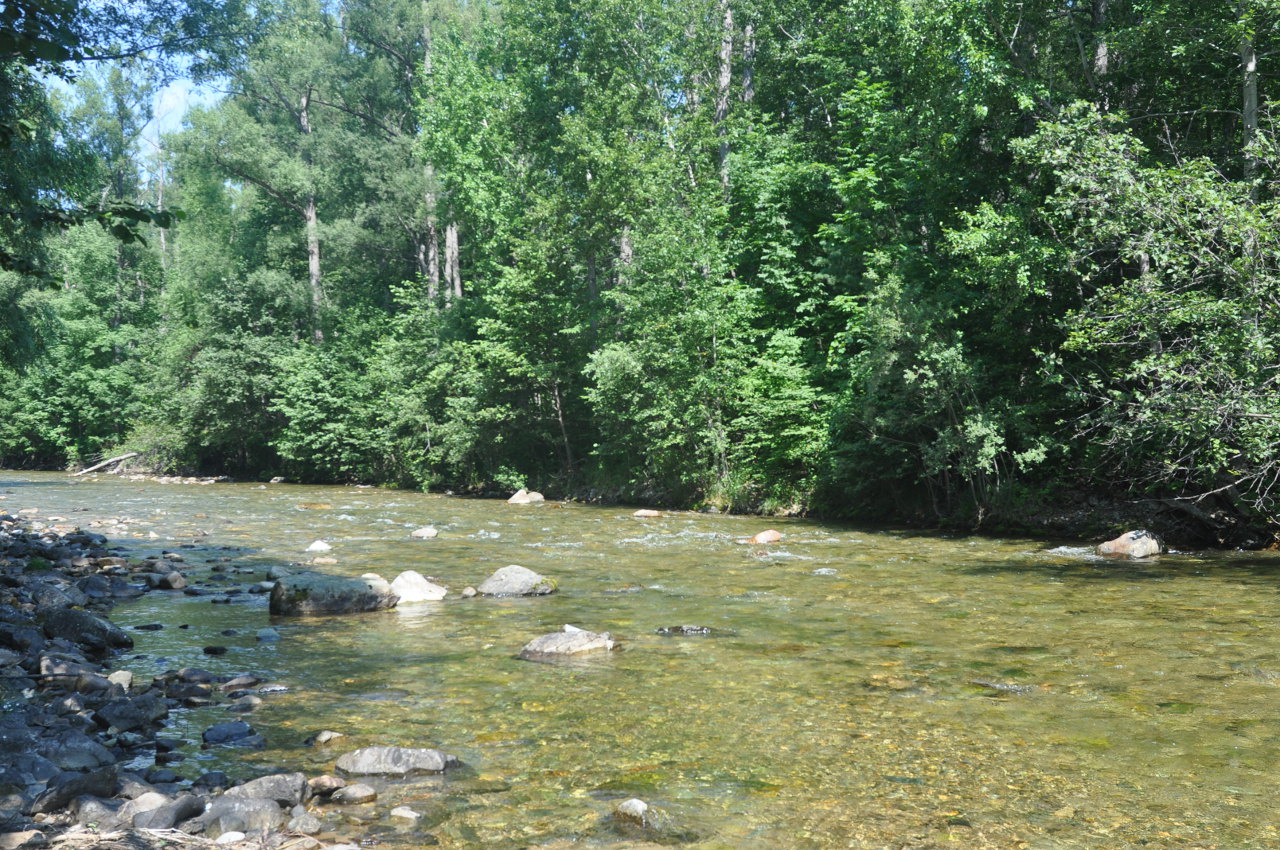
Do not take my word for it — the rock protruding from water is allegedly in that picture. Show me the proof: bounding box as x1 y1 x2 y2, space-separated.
1097 530 1163 559
41 608 134 651
269 572 399 616
477 564 556 596
410 526 439 539
305 540 332 552
748 529 782 545
506 489 545 504
614 797 650 826
335 746 459 776
633 509 663 518
390 570 448 603
520 624 616 659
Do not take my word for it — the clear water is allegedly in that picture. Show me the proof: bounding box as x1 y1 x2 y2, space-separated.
7 471 1280 848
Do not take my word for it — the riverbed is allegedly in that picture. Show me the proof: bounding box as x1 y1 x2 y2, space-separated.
5 470 1280 848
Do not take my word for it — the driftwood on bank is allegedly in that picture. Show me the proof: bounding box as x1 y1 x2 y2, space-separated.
72 452 138 476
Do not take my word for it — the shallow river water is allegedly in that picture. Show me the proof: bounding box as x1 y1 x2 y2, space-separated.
6 471 1280 849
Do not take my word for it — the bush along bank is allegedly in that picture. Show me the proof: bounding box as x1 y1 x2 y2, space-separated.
0 516 461 850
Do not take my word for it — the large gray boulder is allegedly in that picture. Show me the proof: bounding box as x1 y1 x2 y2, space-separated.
335 746 458 776
41 608 133 650
223 772 309 808
188 797 285 839
95 691 168 733
1097 530 1164 559
476 565 556 597
389 571 447 603
519 624 616 659
269 573 399 616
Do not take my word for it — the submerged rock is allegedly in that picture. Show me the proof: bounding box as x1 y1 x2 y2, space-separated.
390 570 447 604
520 624 616 659
335 746 459 776
269 573 398 616
477 565 556 597
1097 529 1163 559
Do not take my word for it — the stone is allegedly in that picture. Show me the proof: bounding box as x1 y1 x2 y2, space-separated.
224 772 308 808
389 806 420 820
748 529 782 545
269 573 398 616
459 586 477 599
156 571 186 590
27 765 117 814
132 794 205 830
256 628 281 642
506 489 545 504
305 540 332 552
266 566 292 580
202 721 256 746
306 730 345 746
37 730 116 770
287 813 323 834
632 509 663 518
214 833 245 845
335 746 458 776
0 832 43 850
1097 530 1163 559
307 775 345 796
95 691 168 732
476 565 556 597
193 797 285 839
410 527 439 539
41 608 133 651
614 798 649 826
331 783 377 804
520 624 616 659
390 571 447 604
106 669 133 689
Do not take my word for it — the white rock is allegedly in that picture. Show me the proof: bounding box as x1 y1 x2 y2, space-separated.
305 540 332 553
215 833 246 845
507 489 545 504
390 570 448 603
410 526 439 539
389 806 420 820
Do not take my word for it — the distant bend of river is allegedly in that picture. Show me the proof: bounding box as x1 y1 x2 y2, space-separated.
6 470 1280 849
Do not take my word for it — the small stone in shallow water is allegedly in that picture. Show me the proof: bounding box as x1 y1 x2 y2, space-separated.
748 529 783 545
390 806 420 820
410 526 439 539
257 628 281 642
614 798 649 826
305 540 332 553
811 568 837 576
656 625 713 636
332 783 377 804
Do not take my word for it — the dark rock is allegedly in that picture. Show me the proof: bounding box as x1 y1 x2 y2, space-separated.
27 766 117 814
656 625 715 636
201 646 228 656
144 768 179 784
41 609 132 651
268 573 399 616
37 730 115 770
335 746 458 776
133 623 164 631
192 772 230 791
95 691 167 732
202 721 255 746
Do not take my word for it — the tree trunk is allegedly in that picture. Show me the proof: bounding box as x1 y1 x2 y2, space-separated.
1091 0 1109 79
741 22 756 104
299 87 324 342
1241 20 1259 185
444 220 461 301
617 225 633 287
715 0 734 194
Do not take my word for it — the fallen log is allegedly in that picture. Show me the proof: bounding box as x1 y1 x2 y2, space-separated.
72 452 138 476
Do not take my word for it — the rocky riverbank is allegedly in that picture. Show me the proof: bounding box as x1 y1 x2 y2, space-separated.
0 516 471 850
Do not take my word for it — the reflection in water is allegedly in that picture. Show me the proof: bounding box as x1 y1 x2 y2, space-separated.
5 471 1280 847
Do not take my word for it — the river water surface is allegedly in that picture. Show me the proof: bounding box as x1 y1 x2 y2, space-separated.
6 471 1280 848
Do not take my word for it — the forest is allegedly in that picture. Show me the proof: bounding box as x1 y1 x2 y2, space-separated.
2 0 1279 542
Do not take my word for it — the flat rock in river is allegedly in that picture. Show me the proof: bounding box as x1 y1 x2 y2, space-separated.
520 624 616 659
476 565 556 596
335 746 459 776
269 572 398 616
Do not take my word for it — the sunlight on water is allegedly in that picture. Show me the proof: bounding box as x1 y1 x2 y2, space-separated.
6 471 1280 848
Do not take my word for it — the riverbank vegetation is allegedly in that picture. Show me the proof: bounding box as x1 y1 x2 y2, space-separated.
2 0 1279 543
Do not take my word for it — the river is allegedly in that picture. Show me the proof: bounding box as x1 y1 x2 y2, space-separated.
6 470 1280 848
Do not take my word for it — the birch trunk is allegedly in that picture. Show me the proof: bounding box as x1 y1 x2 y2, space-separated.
715 0 734 194
445 221 461 301
299 87 324 342
1241 22 1259 185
